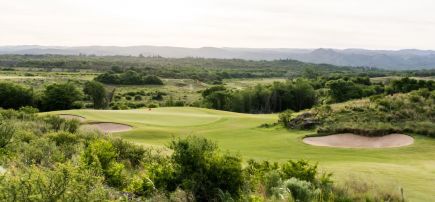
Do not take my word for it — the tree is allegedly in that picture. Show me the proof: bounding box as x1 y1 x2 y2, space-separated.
0 82 33 109
202 86 232 110
83 81 107 109
289 80 317 111
326 79 362 102
42 83 83 111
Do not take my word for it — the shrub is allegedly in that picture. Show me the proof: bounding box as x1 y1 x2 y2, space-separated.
148 103 159 108
43 115 80 133
264 170 283 197
278 109 294 127
0 121 15 148
0 163 110 201
82 139 126 187
18 138 65 166
283 178 315 202
169 136 244 201
134 95 142 101
111 138 146 168
281 160 317 183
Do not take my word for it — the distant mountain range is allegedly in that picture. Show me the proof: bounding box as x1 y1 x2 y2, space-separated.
1 45 435 70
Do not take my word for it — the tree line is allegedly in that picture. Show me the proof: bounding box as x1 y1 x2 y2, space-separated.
202 79 317 113
202 76 435 113
0 81 107 111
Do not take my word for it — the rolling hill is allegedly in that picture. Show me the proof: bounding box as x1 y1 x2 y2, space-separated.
1 45 435 70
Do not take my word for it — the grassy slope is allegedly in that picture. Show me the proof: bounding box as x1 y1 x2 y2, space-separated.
48 107 435 201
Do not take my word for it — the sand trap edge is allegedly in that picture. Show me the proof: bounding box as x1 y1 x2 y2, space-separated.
81 122 133 133
58 114 86 122
302 133 414 148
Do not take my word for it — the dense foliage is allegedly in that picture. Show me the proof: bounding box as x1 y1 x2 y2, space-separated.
95 70 164 85
41 83 83 111
202 77 434 114
281 89 435 137
202 79 317 113
0 82 34 109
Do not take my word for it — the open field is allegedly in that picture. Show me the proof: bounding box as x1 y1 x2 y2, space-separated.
371 76 435 83
48 107 435 201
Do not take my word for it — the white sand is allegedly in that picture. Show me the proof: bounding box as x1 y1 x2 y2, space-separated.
303 133 414 148
82 122 132 133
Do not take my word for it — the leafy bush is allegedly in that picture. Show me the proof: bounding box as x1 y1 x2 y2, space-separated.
111 138 146 168
169 136 244 201
43 115 80 133
82 139 126 187
0 163 110 201
281 160 317 183
284 178 316 202
0 121 15 148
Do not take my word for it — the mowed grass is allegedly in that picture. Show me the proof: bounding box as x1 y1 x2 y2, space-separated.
49 107 435 201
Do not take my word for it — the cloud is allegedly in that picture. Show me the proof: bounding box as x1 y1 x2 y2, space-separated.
0 0 434 49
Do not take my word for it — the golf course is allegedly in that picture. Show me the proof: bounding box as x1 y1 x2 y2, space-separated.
49 107 435 201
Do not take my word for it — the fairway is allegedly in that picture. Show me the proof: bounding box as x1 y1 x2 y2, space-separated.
50 107 435 201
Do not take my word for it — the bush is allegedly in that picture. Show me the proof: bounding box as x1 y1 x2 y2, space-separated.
278 109 294 127
43 115 80 133
281 160 318 183
283 178 315 202
0 121 15 148
82 139 126 187
148 103 159 108
264 170 283 197
169 136 244 201
0 163 110 201
134 95 142 101
111 138 146 168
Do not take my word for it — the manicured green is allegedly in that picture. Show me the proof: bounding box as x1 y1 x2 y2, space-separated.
49 107 435 201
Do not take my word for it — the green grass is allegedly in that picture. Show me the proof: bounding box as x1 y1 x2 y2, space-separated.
46 107 435 201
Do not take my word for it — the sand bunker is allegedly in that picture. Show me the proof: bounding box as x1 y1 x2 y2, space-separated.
58 114 86 122
82 122 132 133
303 133 414 148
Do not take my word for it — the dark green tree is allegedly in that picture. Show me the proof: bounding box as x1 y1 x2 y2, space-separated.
326 79 362 102
0 82 33 109
42 83 83 111
83 81 107 109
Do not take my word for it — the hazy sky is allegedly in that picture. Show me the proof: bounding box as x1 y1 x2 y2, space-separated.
1 0 435 49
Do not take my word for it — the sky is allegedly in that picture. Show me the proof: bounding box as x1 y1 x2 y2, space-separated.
1 0 435 49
